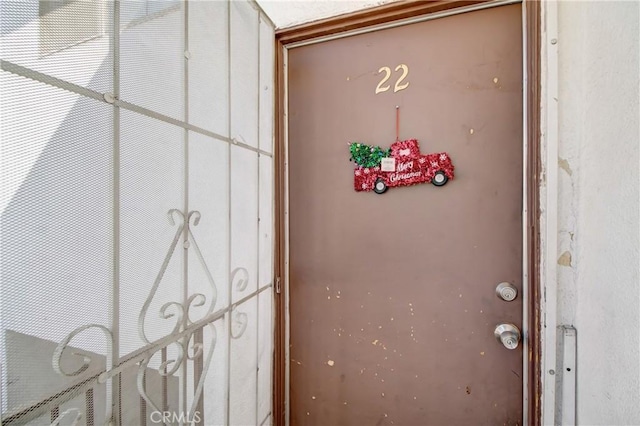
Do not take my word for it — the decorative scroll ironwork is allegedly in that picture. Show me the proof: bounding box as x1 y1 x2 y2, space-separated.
49 209 238 426
138 209 219 342
230 267 249 293
136 341 184 415
185 210 219 324
135 209 223 424
52 325 113 377
52 324 114 425
138 209 186 344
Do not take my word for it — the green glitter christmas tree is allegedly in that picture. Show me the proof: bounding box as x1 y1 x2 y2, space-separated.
349 142 391 168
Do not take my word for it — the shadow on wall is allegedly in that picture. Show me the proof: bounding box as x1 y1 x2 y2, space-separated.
1 55 114 414
0 1 38 37
0 1 180 37
1 51 185 421
1 1 193 412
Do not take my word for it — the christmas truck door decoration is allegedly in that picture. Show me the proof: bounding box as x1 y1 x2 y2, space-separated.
349 139 455 194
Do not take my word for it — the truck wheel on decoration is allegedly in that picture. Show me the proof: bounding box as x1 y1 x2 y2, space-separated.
348 139 454 194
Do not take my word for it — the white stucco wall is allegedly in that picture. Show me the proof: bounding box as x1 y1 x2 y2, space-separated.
257 0 397 28
553 1 640 424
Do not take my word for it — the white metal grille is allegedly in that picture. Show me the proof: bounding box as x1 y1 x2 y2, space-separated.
0 1 275 425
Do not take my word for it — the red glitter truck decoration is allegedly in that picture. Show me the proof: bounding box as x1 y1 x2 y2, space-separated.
349 139 454 194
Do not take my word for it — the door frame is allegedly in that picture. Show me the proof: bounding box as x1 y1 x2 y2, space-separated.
272 1 542 424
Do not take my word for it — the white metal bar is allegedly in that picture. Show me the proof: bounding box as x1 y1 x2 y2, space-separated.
191 329 204 425
282 45 291 426
161 347 169 413
226 2 233 425
115 97 273 157
557 326 577 426
0 60 104 101
521 1 530 424
256 10 262 426
112 1 121 424
180 1 190 424
0 60 272 158
285 0 522 49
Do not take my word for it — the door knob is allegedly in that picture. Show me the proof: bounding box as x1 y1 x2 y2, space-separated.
494 323 521 350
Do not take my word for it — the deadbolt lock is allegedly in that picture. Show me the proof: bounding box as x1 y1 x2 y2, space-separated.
494 323 521 350
496 282 518 302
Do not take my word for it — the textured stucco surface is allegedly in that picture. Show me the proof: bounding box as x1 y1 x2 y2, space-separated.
257 0 397 28
557 1 640 424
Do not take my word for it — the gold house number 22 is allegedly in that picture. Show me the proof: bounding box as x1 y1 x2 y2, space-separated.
375 64 409 94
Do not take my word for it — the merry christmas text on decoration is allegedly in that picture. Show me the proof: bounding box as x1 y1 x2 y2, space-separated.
348 139 454 194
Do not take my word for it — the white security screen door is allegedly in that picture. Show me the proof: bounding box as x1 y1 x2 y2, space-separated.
0 1 275 424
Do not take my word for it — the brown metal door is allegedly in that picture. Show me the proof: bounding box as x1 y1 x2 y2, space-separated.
287 4 523 425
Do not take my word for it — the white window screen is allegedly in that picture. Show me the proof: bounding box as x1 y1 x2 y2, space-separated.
0 1 275 424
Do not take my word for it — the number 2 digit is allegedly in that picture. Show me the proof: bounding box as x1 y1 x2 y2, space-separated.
394 64 409 92
375 66 392 94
